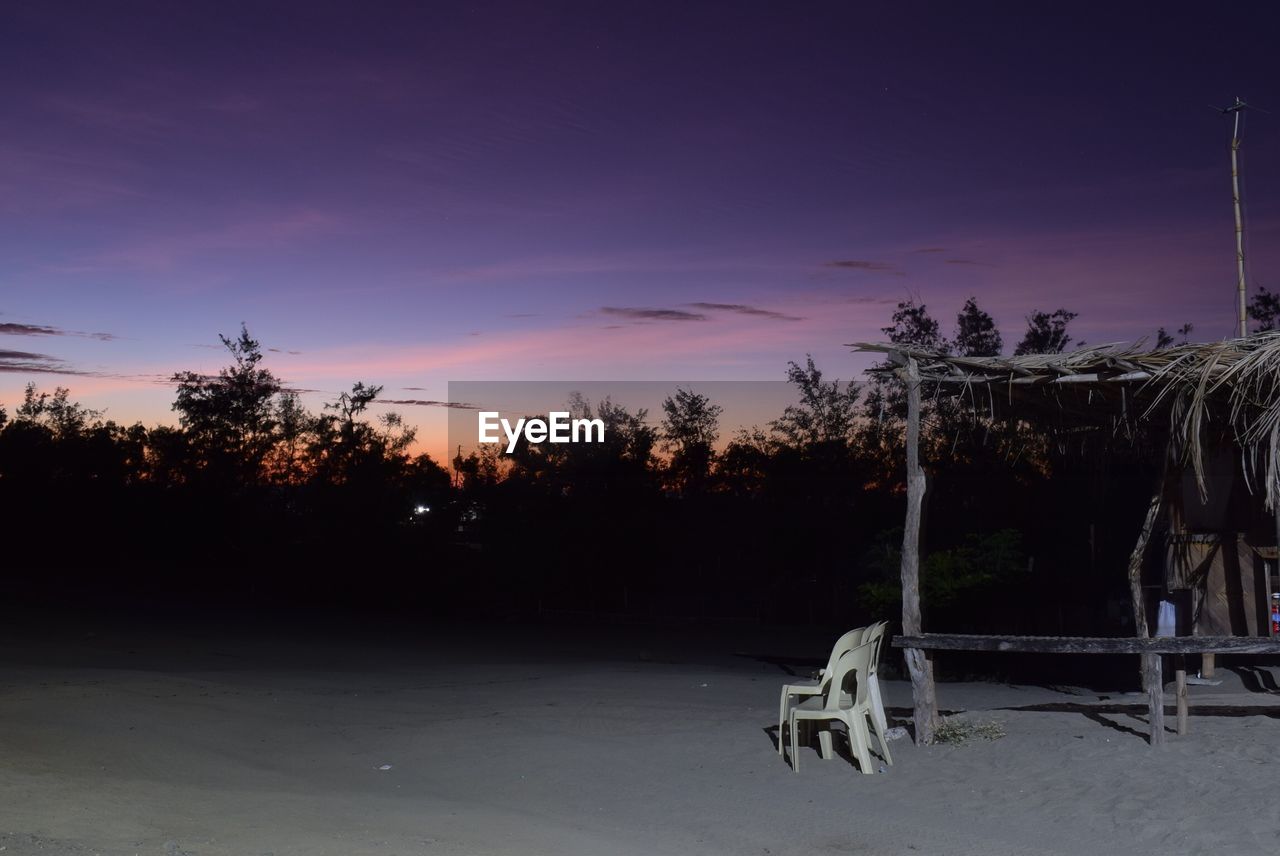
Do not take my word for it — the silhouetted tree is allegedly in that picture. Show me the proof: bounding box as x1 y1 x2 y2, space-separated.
452 444 503 489
883 298 948 352
265 391 311 484
142 424 193 486
859 299 948 465
1152 324 1193 350
16 383 101 438
579 396 656 474
309 382 419 494
1014 309 1078 355
1249 286 1280 332
660 387 722 493
953 297 1002 356
772 356 859 448
717 427 774 497
171 325 282 483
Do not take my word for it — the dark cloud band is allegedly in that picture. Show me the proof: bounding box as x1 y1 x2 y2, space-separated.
601 306 708 322
686 302 802 322
381 399 480 410
0 322 117 340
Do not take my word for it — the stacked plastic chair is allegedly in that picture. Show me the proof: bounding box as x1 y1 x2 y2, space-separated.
778 621 893 771
777 625 866 756
787 637 893 772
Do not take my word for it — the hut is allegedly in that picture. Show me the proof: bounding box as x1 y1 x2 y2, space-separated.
853 334 1280 746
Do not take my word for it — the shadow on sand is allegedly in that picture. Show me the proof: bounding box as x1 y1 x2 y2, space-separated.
1226 666 1280 693
994 700 1280 742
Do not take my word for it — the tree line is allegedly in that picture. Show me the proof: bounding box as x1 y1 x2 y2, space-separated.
0 299 1210 633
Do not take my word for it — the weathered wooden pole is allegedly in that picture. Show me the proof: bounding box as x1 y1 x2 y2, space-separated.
1274 492 1280 638
1126 486 1160 641
1126 469 1166 746
900 356 938 744
1144 653 1165 744
1175 655 1189 736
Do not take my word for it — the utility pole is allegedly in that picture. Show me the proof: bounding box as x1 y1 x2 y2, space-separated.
1221 97 1252 337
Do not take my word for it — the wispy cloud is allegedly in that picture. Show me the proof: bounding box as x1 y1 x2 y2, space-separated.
0 348 90 375
380 398 480 409
913 247 947 254
687 302 803 322
944 258 991 266
268 348 303 355
1 323 62 337
824 260 902 274
0 322 117 340
844 296 900 305
601 306 708 322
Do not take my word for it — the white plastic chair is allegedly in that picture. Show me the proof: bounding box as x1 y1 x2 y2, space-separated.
828 621 892 766
777 625 865 757
788 639 891 773
860 621 892 749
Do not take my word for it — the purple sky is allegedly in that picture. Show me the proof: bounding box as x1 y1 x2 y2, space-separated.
3 1 1279 458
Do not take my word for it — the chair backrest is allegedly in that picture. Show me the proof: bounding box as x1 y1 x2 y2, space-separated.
862 621 888 676
817 625 866 687
823 639 876 711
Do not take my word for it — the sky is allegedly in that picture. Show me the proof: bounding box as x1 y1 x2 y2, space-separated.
3 1 1279 460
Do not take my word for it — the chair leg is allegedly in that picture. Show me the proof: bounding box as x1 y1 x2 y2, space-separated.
777 690 788 755
868 709 893 766
818 727 834 760
848 716 875 775
789 711 801 771
869 675 889 735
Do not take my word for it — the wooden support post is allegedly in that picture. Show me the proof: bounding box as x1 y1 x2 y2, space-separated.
1126 466 1168 708
900 356 937 745
1143 652 1165 746
1126 484 1161 642
1175 655 1188 736
1128 467 1168 745
1201 653 1215 678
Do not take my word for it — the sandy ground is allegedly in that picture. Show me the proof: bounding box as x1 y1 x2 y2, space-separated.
3 613 1280 856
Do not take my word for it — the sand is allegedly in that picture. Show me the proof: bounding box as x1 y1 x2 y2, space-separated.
2 613 1280 856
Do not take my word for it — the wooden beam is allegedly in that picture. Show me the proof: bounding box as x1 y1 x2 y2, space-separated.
900 356 937 745
892 633 1280 654
1202 653 1216 678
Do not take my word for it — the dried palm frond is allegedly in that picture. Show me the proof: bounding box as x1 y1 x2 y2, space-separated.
851 332 1280 509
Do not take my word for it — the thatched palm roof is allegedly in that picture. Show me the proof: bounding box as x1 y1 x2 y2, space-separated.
850 333 1280 509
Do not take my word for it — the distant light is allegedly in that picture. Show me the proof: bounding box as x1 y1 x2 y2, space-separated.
413 505 430 515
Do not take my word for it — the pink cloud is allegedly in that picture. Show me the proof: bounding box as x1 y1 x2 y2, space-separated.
275 292 889 383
